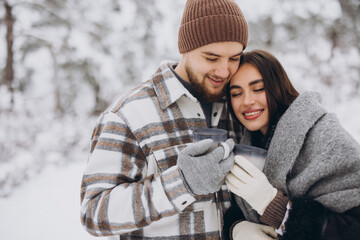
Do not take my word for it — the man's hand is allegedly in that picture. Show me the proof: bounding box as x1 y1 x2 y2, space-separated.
232 221 278 240
177 138 234 195
226 155 277 215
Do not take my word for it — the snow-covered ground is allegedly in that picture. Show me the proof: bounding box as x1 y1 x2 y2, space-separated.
0 161 104 240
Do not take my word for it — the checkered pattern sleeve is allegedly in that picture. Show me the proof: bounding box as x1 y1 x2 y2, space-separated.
80 111 195 236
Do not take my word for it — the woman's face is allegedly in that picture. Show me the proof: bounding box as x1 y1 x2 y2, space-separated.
229 63 269 135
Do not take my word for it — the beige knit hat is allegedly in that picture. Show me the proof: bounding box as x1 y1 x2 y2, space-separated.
178 0 249 54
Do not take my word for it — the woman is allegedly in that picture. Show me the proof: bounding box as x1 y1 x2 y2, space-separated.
223 50 360 240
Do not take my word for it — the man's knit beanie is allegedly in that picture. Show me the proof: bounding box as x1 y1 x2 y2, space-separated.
178 0 249 53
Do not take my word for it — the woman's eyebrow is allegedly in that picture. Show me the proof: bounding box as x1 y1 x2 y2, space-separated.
249 79 263 86
229 85 241 90
229 79 263 90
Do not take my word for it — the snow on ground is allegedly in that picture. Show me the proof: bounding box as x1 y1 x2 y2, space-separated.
0 161 105 240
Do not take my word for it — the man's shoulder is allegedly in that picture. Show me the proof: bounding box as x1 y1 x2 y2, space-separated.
111 61 180 113
109 79 157 114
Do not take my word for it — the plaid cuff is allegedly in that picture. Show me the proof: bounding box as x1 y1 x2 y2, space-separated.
160 165 196 212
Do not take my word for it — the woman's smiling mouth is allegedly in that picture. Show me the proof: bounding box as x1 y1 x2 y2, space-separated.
242 109 264 120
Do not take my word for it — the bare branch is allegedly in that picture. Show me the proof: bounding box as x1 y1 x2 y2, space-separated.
13 1 71 29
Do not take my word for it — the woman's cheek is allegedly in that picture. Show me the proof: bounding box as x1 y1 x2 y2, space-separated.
232 100 242 120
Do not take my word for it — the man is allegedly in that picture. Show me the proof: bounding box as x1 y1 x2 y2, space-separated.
80 0 248 239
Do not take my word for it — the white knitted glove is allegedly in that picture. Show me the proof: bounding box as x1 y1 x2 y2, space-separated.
226 155 277 215
232 221 278 240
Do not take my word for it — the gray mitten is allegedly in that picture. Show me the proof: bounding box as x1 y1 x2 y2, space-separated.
177 138 235 195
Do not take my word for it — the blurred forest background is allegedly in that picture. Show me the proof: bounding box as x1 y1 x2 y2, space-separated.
0 0 359 197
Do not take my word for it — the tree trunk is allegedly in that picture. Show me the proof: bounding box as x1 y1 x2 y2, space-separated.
3 1 15 110
337 0 360 93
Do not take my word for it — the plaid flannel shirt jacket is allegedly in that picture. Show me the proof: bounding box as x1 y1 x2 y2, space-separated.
80 61 242 239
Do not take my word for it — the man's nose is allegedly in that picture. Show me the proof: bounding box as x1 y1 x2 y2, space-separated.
214 61 230 79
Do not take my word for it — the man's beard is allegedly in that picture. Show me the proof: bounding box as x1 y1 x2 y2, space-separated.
185 65 227 102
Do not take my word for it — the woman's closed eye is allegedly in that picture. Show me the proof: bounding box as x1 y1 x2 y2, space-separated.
230 91 243 98
254 88 264 92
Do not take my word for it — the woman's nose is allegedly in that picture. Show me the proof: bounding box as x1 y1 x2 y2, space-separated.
243 93 254 106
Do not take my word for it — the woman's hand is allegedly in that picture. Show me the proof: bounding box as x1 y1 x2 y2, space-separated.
226 155 277 215
232 221 278 240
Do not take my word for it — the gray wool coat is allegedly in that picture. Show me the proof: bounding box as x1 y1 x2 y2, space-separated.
236 91 360 223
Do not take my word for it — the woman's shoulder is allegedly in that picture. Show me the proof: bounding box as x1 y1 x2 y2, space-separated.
291 91 323 112
277 91 327 135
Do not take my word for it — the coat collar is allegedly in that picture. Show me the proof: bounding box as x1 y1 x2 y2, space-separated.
264 91 327 193
152 61 198 110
